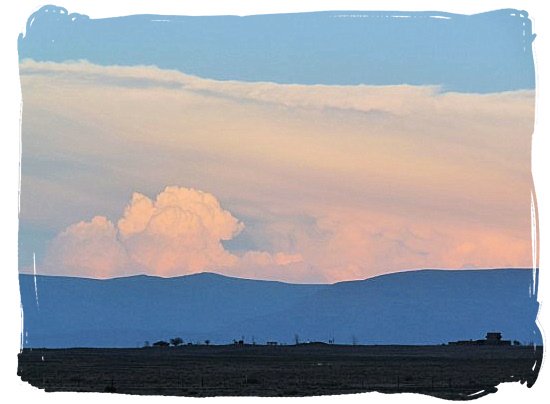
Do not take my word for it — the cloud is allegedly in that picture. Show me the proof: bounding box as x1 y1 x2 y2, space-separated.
43 216 129 278
21 60 535 282
220 251 313 284
18 59 534 120
42 186 307 279
117 186 243 276
41 195 532 283
240 209 533 283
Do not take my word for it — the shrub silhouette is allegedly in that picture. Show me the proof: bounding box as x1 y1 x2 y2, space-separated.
152 340 170 347
170 337 184 347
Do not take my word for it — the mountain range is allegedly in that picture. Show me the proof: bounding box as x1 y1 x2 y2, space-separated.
19 268 541 348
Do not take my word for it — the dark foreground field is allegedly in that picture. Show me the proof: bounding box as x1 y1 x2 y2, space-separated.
18 344 542 400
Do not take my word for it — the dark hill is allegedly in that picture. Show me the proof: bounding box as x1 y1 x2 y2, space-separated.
19 268 541 347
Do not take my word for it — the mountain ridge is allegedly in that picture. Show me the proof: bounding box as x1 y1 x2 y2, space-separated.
19 268 541 348
20 266 537 284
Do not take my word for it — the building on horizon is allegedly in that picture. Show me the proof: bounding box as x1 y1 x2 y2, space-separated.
448 332 512 346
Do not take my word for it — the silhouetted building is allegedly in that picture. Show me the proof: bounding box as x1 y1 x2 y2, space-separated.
266 341 278 346
485 332 503 344
448 331 511 346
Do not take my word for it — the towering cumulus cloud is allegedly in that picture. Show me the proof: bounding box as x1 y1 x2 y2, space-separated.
44 187 244 278
43 186 309 279
117 187 243 275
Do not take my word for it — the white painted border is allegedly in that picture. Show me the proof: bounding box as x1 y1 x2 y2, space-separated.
1 1 548 403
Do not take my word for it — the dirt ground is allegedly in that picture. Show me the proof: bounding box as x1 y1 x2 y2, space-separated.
18 344 542 400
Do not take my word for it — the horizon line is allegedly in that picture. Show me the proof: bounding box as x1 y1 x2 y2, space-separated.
18 266 539 286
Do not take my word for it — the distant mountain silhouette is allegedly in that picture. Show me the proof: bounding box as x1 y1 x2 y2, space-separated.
19 269 541 348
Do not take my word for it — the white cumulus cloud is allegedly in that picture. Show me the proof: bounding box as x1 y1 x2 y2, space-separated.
117 186 243 276
42 186 304 279
43 216 129 278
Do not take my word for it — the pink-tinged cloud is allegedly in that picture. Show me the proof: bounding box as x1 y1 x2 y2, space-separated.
253 209 533 283
42 186 305 279
43 216 129 278
22 61 535 282
41 188 533 283
117 186 243 276
217 251 313 284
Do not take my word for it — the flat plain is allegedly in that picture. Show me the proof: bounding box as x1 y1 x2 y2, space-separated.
18 344 542 400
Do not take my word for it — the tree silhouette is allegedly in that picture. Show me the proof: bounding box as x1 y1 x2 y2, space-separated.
170 337 184 347
204 339 211 346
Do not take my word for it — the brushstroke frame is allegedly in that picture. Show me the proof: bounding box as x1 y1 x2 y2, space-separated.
3 0 549 403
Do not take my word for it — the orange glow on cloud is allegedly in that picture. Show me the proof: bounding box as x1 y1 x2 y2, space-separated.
117 187 243 275
42 188 533 282
21 61 535 282
45 216 129 278
43 187 308 279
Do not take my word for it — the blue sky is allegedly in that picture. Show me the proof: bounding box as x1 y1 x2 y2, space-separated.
19 6 534 92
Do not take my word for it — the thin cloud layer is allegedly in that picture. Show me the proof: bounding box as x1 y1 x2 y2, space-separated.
19 60 533 119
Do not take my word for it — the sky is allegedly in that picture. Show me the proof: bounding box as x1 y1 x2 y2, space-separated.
18 6 536 283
